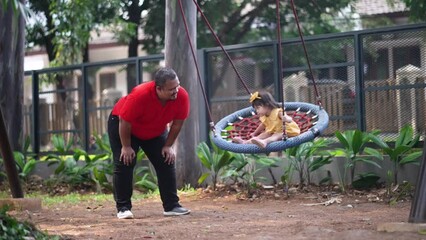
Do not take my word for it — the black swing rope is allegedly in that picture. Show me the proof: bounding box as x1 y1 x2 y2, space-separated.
178 0 329 153
176 0 216 133
289 0 322 107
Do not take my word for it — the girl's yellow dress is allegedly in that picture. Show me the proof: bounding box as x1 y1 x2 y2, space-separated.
259 108 300 137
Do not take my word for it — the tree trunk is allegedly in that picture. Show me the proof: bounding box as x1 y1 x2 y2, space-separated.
165 0 202 188
0 0 25 151
126 0 143 92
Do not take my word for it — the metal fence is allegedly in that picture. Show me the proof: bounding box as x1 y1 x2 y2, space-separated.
205 23 426 138
24 23 426 154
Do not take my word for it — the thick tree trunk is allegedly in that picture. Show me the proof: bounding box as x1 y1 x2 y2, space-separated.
126 0 143 92
0 1 25 151
0 0 25 198
165 0 202 188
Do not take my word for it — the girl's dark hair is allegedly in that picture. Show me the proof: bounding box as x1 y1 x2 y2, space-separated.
251 91 281 109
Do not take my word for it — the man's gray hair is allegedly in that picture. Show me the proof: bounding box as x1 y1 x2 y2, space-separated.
154 67 177 87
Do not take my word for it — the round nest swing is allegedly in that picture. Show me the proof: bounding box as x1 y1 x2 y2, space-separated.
211 102 329 153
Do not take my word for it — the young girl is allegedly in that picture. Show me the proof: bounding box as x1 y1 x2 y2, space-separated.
232 91 301 148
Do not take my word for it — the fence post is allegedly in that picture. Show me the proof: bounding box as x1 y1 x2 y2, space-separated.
354 32 366 132
82 65 90 152
32 71 40 155
408 140 426 223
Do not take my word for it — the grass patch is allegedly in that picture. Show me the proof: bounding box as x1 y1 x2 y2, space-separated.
0 184 198 208
0 191 159 208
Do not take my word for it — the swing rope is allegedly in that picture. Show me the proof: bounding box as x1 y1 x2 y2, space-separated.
177 0 329 153
177 0 215 132
190 0 252 96
289 0 322 107
275 0 285 106
274 0 288 139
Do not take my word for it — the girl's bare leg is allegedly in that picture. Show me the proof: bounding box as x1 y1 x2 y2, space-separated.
251 138 267 148
250 132 270 148
232 137 252 144
251 133 283 148
232 137 244 143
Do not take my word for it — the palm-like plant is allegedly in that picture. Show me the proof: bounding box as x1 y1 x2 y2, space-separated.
196 141 236 190
13 136 37 181
284 138 334 187
370 124 422 185
332 129 383 191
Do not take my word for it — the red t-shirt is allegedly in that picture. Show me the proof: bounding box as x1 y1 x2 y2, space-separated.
112 81 190 140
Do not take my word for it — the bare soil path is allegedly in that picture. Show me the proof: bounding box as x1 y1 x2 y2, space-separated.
12 189 424 240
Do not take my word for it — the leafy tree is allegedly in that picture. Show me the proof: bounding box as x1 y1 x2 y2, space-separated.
116 0 155 91
389 0 426 22
143 0 356 53
26 0 121 65
25 0 122 146
148 0 356 98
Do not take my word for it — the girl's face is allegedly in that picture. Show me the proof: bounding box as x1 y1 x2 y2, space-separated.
254 105 271 116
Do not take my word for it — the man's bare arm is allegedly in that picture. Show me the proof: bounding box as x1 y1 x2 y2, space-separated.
119 118 134 165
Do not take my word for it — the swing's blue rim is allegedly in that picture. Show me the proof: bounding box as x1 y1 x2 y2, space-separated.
211 102 329 154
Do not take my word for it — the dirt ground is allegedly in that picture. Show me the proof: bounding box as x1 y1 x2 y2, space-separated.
11 188 426 240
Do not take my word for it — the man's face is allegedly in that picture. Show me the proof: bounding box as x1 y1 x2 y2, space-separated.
158 78 180 101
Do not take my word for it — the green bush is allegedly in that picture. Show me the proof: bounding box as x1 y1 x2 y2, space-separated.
370 124 422 185
331 129 383 192
196 141 238 190
284 138 334 187
0 206 59 240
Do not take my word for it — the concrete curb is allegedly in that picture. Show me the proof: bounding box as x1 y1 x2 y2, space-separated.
377 222 426 234
0 198 42 211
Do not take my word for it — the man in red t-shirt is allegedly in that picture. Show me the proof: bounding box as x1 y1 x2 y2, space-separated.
108 67 191 219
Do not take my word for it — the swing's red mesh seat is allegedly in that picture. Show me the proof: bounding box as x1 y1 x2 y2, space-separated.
226 110 314 141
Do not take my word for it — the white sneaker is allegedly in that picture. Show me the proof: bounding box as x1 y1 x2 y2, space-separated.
117 210 134 219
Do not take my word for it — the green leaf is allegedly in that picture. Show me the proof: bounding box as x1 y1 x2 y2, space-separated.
351 130 363 154
196 142 212 169
400 151 422 165
198 172 210 185
363 147 383 161
355 157 382 169
352 173 380 189
52 135 65 153
395 124 413 148
135 175 157 191
335 130 350 148
216 150 233 171
256 157 279 168
54 160 66 175
22 159 37 176
93 168 108 183
23 135 31 153
369 134 388 149
92 153 107 161
13 152 25 170
391 145 411 160
319 176 332 185
330 149 346 157
309 155 333 171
